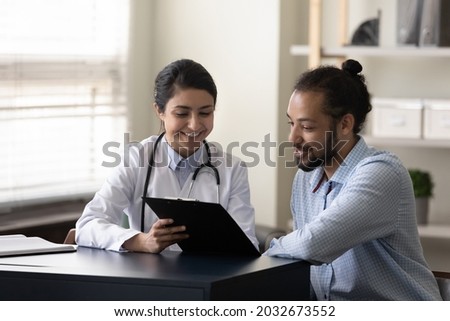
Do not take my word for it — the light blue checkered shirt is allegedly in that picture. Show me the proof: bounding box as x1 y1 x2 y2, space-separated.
265 137 442 300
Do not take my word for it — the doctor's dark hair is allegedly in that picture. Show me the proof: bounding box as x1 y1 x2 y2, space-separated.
294 59 372 134
153 59 218 113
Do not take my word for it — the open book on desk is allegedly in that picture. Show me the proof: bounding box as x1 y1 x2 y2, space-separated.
0 234 77 257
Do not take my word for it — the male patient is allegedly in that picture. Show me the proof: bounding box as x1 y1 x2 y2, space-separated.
264 59 442 301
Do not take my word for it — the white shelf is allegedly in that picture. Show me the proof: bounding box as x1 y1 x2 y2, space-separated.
294 0 450 241
418 225 450 239
363 136 450 148
289 45 310 56
290 45 450 58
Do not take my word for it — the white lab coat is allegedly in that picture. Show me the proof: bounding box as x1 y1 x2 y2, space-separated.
75 135 258 251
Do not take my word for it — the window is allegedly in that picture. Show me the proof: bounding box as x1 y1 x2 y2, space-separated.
0 0 129 209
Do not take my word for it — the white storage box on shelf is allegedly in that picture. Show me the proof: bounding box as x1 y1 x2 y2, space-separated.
423 99 450 140
371 98 423 139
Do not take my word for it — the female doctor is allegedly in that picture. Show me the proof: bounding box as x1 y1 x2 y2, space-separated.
75 59 258 253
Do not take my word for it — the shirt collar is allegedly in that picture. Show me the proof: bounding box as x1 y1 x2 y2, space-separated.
330 135 369 184
164 136 204 171
309 135 370 191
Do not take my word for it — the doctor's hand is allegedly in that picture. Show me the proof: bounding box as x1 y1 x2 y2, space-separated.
123 218 189 254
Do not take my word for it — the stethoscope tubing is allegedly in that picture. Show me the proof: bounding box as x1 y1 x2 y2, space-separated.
140 132 220 232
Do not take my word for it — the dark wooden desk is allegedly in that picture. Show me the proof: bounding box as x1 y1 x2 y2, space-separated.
0 246 310 300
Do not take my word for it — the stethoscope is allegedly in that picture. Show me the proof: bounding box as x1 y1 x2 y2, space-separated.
140 132 220 232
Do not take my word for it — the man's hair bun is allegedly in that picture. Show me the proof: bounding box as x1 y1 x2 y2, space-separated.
342 59 362 76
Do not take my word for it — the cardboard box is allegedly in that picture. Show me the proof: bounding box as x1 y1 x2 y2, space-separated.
423 99 450 139
371 98 423 138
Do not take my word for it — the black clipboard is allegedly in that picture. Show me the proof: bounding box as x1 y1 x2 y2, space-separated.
143 197 261 257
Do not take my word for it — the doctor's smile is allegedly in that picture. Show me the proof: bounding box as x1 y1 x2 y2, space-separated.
157 89 215 158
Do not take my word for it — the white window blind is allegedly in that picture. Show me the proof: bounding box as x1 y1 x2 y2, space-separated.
0 0 129 208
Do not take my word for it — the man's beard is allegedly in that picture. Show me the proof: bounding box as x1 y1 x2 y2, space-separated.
295 129 337 172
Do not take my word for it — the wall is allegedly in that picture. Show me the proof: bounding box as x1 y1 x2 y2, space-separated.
277 1 309 228
128 0 159 142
